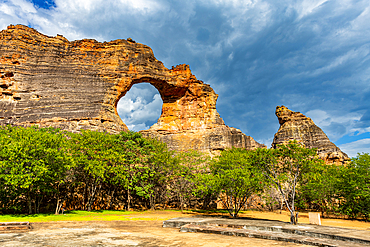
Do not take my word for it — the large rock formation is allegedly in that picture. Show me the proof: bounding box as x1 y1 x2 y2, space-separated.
272 106 349 164
0 24 264 153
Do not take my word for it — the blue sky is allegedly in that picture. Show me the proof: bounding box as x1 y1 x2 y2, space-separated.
1 0 369 157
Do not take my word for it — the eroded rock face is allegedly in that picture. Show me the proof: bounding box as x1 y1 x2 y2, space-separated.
0 25 264 153
272 106 349 164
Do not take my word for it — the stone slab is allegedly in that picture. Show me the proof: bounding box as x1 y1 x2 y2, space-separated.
0 222 31 232
180 223 368 247
163 217 370 245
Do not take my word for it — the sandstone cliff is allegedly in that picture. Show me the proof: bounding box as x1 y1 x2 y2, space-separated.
0 25 264 153
272 106 349 164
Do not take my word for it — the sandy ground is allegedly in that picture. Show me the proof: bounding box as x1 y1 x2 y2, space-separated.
0 210 369 246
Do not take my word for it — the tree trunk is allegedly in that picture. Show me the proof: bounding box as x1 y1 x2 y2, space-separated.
180 194 184 213
86 179 101 211
55 198 65 215
82 183 86 210
149 194 155 210
127 187 131 211
27 191 32 214
108 189 115 210
55 198 60 215
290 211 299 225
202 194 211 209
36 196 42 214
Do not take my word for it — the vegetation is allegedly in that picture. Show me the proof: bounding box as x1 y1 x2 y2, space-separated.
196 148 264 218
0 126 187 214
0 210 163 222
337 153 370 220
298 152 370 221
0 126 74 214
0 125 369 223
252 142 323 224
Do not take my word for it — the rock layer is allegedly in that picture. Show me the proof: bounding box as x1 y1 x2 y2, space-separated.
272 106 349 164
0 25 264 153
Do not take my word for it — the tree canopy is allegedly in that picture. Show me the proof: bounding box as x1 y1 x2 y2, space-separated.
0 125 369 222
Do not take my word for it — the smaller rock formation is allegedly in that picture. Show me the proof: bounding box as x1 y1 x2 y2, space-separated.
272 106 349 164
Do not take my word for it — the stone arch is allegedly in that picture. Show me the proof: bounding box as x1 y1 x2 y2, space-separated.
114 76 187 117
0 25 265 153
113 73 200 133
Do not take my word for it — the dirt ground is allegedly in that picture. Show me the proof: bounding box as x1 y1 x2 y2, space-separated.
1 210 369 246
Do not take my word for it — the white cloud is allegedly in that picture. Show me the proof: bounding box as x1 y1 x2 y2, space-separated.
257 137 273 147
119 0 164 13
117 84 163 131
221 0 272 43
351 127 370 136
339 138 370 158
0 1 31 30
310 45 370 77
10 0 36 13
349 6 370 32
294 0 328 20
0 0 170 41
126 123 149 132
54 0 164 14
306 109 362 127
305 109 363 141
0 3 16 16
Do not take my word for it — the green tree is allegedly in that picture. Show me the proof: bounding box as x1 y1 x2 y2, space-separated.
197 148 264 218
337 153 370 220
68 130 125 211
253 141 322 224
0 125 73 214
298 162 340 217
170 150 209 212
110 131 155 210
144 138 177 209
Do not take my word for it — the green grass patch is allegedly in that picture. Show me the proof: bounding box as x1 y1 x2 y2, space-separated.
0 210 156 223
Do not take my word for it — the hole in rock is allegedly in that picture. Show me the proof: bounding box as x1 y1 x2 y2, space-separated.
4 72 14 77
117 83 163 132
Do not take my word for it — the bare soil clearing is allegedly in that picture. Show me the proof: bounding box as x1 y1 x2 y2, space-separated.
0 210 369 246
0 220 307 246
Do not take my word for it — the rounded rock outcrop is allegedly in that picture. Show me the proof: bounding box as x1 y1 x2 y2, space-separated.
272 106 349 164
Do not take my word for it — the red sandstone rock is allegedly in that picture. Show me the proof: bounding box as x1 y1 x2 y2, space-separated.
0 25 264 153
272 106 349 164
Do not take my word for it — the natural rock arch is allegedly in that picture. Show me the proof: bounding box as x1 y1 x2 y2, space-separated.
0 25 264 153
115 76 189 127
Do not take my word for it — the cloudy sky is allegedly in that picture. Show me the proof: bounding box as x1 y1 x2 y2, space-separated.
1 0 369 157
